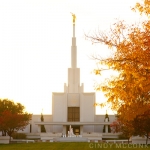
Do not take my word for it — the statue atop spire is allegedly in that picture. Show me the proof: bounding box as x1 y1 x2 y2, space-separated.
71 13 76 24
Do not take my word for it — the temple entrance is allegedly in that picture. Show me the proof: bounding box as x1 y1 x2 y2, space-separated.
66 125 80 135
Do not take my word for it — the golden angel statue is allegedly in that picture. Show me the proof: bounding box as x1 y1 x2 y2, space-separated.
71 13 76 24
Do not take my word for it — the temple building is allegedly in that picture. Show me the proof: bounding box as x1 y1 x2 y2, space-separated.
22 14 115 137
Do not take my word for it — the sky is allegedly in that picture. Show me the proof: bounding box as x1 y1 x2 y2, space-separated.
0 0 141 114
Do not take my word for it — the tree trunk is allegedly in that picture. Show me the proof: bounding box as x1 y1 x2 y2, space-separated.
2 130 6 136
9 132 13 143
128 138 129 144
145 133 149 145
146 135 148 145
9 135 11 143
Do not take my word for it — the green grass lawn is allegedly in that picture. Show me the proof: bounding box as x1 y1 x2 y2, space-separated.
0 143 150 150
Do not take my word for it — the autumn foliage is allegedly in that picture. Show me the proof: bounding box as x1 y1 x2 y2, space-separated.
110 118 134 143
111 107 150 144
133 109 150 144
86 0 150 120
134 0 150 16
0 99 31 140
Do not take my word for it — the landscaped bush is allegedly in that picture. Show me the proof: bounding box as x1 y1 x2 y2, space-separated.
12 133 26 139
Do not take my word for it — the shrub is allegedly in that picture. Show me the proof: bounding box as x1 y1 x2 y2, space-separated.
12 133 26 139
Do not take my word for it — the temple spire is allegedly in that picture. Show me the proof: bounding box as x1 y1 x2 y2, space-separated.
71 13 76 37
71 13 77 68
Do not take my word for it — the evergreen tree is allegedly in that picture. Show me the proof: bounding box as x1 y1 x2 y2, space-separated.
41 112 46 132
103 112 111 133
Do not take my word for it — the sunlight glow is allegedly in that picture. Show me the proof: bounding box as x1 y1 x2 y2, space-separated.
0 0 140 114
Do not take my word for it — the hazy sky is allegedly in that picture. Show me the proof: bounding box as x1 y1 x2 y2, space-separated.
0 0 141 114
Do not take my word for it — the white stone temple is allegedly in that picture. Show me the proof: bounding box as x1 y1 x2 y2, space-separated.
20 14 116 138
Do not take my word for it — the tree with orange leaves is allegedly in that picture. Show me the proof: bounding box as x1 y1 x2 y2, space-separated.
0 110 31 141
110 118 134 143
133 109 150 144
0 99 31 141
85 0 150 120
